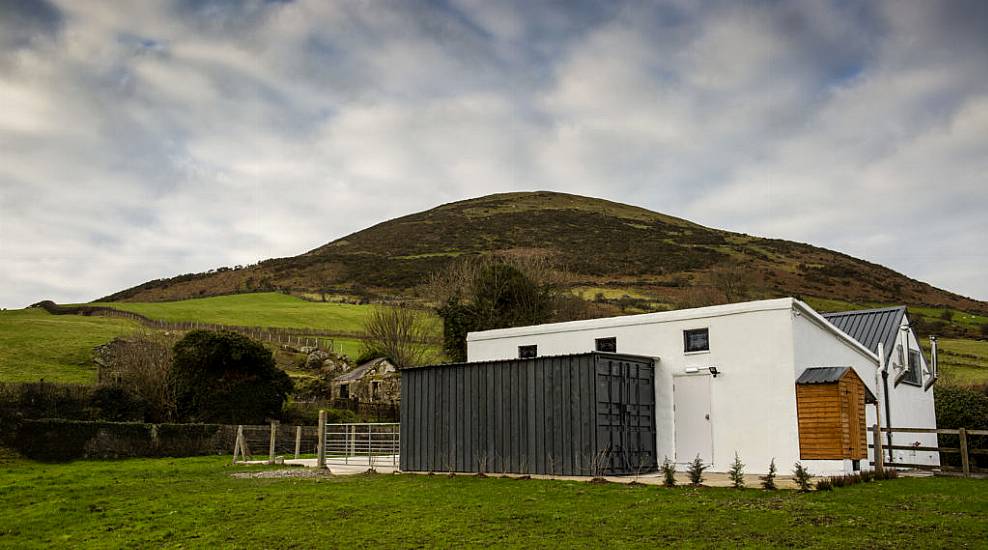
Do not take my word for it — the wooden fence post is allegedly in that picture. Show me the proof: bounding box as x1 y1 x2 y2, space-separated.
268 421 278 465
294 426 302 459
232 425 244 465
872 424 884 475
317 410 327 469
959 428 970 478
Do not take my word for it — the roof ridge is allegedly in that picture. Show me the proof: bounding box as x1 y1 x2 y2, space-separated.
821 305 906 317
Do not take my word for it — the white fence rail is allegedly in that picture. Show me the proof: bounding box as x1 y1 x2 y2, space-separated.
323 422 400 468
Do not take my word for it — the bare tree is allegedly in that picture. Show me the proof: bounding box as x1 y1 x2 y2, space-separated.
360 304 437 368
710 263 754 303
108 330 179 422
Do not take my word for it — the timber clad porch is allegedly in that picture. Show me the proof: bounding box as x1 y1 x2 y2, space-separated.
796 367 876 460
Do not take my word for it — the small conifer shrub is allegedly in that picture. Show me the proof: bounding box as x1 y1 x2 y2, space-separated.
760 458 778 490
728 451 745 489
687 454 707 486
793 462 814 492
660 456 677 488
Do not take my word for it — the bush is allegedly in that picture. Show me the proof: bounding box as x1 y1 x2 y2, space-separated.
171 330 293 424
934 384 988 469
760 458 777 490
815 478 833 491
793 462 813 492
687 455 707 486
660 456 676 488
728 451 745 489
89 386 146 422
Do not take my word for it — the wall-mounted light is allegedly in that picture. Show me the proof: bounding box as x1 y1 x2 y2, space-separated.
708 366 719 377
685 367 700 374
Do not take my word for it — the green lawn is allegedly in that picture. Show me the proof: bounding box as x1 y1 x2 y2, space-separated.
0 456 985 548
94 292 383 332
0 309 137 384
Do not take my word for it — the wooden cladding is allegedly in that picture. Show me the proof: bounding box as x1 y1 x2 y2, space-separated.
796 371 868 460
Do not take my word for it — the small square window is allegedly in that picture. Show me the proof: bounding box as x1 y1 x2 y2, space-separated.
684 328 709 353
519 345 538 359
595 337 617 353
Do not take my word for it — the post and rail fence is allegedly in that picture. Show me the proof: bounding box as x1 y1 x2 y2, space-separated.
868 425 988 477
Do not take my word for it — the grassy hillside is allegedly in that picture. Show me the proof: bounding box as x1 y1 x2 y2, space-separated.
101 192 988 322
96 292 381 332
0 309 137 384
927 338 988 386
2 456 986 547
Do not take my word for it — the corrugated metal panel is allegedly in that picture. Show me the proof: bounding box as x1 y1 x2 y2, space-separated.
796 366 850 384
822 306 905 363
399 353 656 476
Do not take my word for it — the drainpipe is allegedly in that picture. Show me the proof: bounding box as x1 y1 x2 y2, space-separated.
878 342 893 463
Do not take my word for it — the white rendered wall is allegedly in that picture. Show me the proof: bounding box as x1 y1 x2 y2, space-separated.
792 312 880 476
467 299 803 474
879 315 939 467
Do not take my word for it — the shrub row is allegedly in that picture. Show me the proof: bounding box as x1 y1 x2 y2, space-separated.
818 468 899 491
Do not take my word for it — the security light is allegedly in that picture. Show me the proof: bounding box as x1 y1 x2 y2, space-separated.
707 366 720 377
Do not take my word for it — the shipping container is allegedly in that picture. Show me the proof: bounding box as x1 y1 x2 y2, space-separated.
399 352 657 476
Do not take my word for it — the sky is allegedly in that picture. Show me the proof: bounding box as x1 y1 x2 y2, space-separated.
1 0 987 308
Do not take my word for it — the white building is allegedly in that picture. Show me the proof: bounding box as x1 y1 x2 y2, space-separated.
466 298 939 476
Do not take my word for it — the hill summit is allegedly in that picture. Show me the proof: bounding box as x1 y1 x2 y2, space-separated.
102 191 985 315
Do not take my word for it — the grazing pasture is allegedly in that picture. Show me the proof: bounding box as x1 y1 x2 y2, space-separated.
0 309 137 384
0 455 985 548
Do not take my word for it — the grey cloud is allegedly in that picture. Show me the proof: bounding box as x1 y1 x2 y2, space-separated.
0 0 986 308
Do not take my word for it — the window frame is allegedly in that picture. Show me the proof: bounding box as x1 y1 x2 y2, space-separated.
902 349 923 386
518 345 538 359
595 337 617 353
683 328 710 353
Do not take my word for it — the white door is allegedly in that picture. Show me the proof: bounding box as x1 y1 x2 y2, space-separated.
674 375 713 464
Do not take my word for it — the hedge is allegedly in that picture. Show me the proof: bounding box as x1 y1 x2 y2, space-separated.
7 419 238 461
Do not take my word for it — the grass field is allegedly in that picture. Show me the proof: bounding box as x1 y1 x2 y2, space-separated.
0 309 137 384
0 456 985 548
95 292 385 332
925 338 988 386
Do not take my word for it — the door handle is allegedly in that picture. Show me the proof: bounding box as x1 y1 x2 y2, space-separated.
705 414 710 420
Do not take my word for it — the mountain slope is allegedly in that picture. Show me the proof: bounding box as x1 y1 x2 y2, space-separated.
101 191 987 315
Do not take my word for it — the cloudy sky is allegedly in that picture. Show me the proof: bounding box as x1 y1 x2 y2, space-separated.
1 0 986 308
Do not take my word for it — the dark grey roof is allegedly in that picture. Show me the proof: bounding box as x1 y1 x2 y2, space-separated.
822 306 906 362
796 366 850 384
796 366 877 403
334 357 395 383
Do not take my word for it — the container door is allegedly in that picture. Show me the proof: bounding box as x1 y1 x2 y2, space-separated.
674 375 713 465
596 358 657 475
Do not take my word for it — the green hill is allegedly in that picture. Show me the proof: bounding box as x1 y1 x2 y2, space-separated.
101 191 987 322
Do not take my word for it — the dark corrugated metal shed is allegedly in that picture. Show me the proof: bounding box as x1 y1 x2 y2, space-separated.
822 306 905 363
400 352 657 476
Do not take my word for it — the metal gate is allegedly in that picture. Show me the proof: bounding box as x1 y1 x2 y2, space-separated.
324 423 400 468
596 357 657 474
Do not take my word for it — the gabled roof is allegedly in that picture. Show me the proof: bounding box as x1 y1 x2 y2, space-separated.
334 357 396 383
796 366 877 403
822 306 906 363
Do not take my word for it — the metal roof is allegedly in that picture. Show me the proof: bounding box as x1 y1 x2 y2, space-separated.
796 366 850 384
822 306 906 363
334 357 395 383
796 366 877 403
